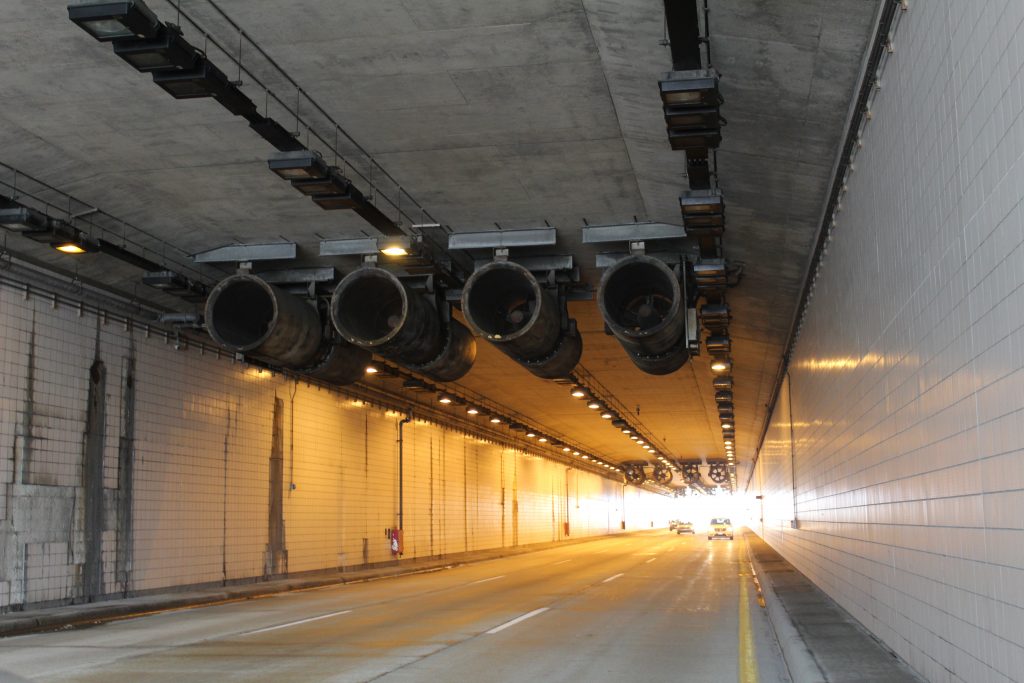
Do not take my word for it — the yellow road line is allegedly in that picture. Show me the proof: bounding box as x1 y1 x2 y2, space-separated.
738 539 759 683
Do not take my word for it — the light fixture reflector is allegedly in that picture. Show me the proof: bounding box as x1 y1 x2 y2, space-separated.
0 207 49 232
268 150 330 181
152 58 230 99
113 24 197 72
311 190 362 211
658 69 721 108
68 0 161 42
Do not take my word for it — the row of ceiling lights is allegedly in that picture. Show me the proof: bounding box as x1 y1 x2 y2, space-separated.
362 362 629 478
657 0 737 490
567 381 681 474
367 360 693 494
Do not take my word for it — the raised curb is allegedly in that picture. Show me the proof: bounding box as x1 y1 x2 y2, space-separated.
745 532 827 683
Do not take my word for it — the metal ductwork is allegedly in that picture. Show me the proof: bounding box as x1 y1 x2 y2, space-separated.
302 337 372 386
623 463 648 485
205 273 371 385
652 464 673 485
330 266 475 382
461 260 581 379
205 273 324 369
597 255 691 376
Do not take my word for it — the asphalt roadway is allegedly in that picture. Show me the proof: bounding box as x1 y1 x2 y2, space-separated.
0 531 790 682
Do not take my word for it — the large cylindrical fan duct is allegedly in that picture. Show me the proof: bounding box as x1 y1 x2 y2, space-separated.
598 255 690 375
406 318 477 382
461 260 581 379
302 339 372 386
205 273 323 368
330 266 474 382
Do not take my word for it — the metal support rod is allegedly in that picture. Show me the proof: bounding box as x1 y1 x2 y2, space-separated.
398 414 412 530
702 0 712 67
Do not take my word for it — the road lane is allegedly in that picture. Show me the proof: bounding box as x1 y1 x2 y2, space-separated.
0 532 789 682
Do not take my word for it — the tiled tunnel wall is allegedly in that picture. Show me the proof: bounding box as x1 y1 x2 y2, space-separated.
752 2 1024 682
0 278 666 612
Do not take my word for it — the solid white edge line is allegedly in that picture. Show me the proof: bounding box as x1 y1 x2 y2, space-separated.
244 609 352 635
471 575 506 585
645 557 658 564
603 573 625 583
552 559 571 565
486 607 550 634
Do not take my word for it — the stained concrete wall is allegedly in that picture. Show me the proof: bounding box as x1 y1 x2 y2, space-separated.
752 3 1024 682
0 275 666 611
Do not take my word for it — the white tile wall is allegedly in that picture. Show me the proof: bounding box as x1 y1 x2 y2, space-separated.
0 276 669 611
753 2 1024 682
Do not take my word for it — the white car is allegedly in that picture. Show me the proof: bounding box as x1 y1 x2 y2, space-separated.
708 517 734 540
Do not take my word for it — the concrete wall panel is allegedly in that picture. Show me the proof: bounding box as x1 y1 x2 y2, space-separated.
752 3 1024 682
0 279 665 611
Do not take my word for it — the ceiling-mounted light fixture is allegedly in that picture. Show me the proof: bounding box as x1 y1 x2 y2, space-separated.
658 68 722 151
659 69 721 107
572 450 580 456
706 336 731 355
268 150 329 181
710 358 732 373
113 23 198 72
526 431 537 438
364 365 379 375
290 170 353 197
52 233 96 254
152 58 254 116
679 189 725 237
68 0 161 42
570 386 587 399
489 416 502 424
0 206 50 232
712 375 734 389
466 406 480 415
538 436 548 443
437 393 453 405
378 236 412 257
587 399 601 410
600 410 613 419
562 446 571 452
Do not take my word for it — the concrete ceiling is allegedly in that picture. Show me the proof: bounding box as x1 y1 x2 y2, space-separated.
0 0 878 484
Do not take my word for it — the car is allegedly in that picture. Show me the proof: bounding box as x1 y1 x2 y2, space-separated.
669 520 680 530
676 521 694 534
708 517 734 540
